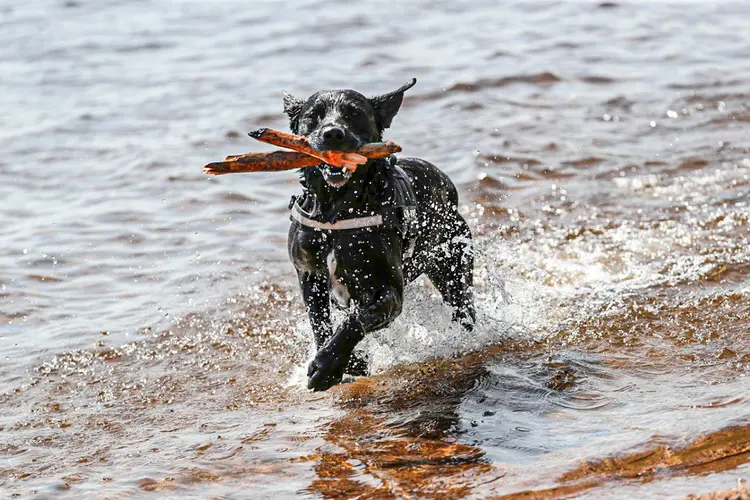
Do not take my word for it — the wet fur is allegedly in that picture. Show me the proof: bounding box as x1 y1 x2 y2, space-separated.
284 79 476 391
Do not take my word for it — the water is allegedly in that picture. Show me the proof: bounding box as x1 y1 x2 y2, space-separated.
1 0 749 497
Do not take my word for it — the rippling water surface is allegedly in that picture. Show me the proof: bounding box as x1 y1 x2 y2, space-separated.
2 1 749 497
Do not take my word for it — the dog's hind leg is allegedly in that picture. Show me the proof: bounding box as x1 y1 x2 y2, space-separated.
427 216 476 331
298 271 333 349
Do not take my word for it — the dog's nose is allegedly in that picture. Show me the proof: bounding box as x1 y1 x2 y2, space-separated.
322 127 345 143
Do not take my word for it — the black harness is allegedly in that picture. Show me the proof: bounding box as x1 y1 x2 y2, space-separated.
289 157 419 258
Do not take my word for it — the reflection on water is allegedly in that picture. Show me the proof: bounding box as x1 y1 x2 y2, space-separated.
2 0 750 497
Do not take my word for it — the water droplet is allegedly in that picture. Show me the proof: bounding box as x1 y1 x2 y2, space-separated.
472 150 480 157
22 249 27 255
650 121 656 127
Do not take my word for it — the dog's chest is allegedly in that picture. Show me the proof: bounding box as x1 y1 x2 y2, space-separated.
289 230 353 308
326 249 351 308
289 227 330 274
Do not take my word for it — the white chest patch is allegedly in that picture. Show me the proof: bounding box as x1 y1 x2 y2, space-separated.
327 250 351 307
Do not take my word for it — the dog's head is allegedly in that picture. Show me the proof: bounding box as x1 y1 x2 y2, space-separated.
282 78 416 187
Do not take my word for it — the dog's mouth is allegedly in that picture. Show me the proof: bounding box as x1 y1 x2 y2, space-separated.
320 164 353 187
307 134 364 187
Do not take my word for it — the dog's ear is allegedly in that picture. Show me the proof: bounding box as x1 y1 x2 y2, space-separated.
369 78 417 131
282 91 304 133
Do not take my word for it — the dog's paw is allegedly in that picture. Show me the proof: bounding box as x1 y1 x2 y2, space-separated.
307 348 349 391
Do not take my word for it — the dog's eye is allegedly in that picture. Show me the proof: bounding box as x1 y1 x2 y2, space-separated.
343 107 364 120
304 107 325 123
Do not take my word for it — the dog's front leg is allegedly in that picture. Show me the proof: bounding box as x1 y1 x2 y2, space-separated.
307 286 402 391
298 271 332 349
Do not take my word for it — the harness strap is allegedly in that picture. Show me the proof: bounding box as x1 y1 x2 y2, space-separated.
289 157 419 258
390 165 419 258
291 203 384 230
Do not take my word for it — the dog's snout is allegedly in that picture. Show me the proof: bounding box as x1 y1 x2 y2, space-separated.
322 127 345 143
313 123 360 152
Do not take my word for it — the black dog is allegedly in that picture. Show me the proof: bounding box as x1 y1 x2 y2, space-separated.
283 78 475 391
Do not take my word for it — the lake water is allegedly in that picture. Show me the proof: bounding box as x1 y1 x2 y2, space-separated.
1 0 749 497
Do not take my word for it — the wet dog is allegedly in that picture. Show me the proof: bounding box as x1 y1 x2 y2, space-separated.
284 78 475 391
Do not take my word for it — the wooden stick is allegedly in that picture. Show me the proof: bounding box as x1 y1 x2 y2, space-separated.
353 141 402 158
224 141 400 163
203 151 321 175
249 128 367 171
203 132 403 175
